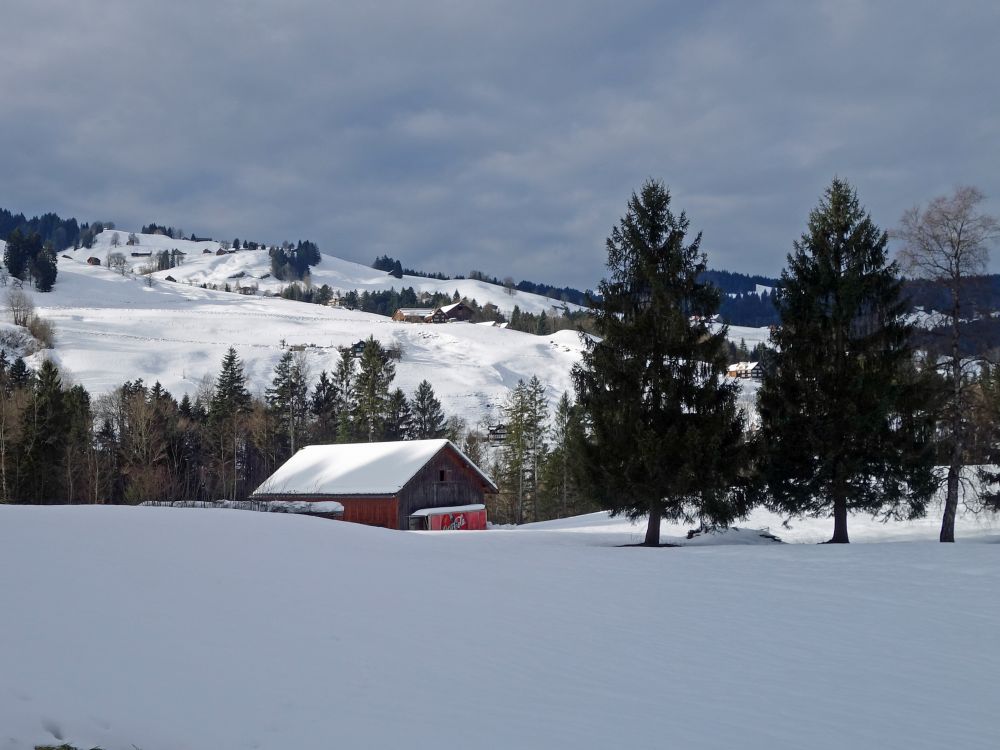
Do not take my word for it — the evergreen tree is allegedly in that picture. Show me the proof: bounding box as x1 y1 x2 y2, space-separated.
353 337 395 441
211 347 251 418
19 359 69 503
757 178 937 543
266 351 309 455
498 378 549 524
537 391 591 520
384 388 413 441
31 242 58 292
3 228 29 279
310 370 341 443
572 179 754 546
209 347 252 500
411 380 447 439
8 358 31 390
333 349 357 441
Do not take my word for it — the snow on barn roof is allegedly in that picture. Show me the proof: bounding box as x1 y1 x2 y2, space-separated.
252 439 496 497
395 307 434 316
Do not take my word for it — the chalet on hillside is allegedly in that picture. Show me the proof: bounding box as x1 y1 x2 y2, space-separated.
86 257 102 266
251 439 497 530
392 307 446 324
392 303 474 323
439 301 473 322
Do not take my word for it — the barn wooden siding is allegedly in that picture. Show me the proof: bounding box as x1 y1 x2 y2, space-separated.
254 494 397 528
395 447 494 529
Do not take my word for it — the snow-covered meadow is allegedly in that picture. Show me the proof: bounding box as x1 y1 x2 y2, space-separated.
1 503 997 750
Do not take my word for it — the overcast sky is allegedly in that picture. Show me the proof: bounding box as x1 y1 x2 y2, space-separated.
2 0 998 289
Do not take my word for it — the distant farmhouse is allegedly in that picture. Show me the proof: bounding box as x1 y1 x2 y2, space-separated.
392 301 474 324
252 439 497 531
727 361 762 380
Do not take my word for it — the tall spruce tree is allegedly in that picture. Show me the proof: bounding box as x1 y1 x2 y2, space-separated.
572 179 753 546
353 336 395 441
209 347 252 500
411 379 447 439
757 178 937 543
310 370 341 443
266 351 309 455
384 388 414 441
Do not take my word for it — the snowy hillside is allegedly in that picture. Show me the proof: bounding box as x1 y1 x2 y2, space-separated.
1 504 997 750
64 230 582 317
0 233 765 425
22 255 583 423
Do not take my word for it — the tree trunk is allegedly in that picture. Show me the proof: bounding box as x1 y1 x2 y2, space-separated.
644 504 661 546
830 496 850 543
941 302 963 543
940 462 960 543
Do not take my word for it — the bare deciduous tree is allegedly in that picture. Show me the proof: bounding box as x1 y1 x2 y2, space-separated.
109 252 129 276
895 186 1000 542
7 287 34 327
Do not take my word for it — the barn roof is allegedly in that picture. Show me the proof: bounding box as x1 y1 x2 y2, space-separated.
395 308 434 317
251 439 497 497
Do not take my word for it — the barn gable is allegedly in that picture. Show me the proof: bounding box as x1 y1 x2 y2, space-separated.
252 439 496 498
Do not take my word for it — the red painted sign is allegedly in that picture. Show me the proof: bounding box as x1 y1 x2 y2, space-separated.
427 509 487 531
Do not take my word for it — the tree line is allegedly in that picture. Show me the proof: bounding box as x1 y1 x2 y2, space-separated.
0 338 456 505
571 177 1000 545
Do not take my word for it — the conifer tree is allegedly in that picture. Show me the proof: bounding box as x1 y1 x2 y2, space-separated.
537 391 591 520
384 388 413 441
572 179 754 546
411 379 447 439
209 347 251 500
266 351 309 455
758 178 937 543
310 370 341 443
333 349 357 442
19 359 69 503
353 336 395 441
499 378 549 524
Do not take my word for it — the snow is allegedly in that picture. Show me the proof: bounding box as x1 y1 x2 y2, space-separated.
1 502 998 750
66 230 578 318
252 439 495 496
267 499 344 513
409 502 486 516
21 245 593 426
0 232 771 430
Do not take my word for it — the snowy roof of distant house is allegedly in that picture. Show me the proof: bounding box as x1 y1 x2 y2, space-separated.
439 302 467 313
252 439 496 497
396 308 434 317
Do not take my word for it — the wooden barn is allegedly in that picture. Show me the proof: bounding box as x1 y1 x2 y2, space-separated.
392 307 447 323
439 301 473 322
251 439 497 530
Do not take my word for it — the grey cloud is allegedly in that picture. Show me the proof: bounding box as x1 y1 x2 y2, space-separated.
1 0 998 289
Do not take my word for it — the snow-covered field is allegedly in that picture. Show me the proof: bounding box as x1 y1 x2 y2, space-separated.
0 503 997 750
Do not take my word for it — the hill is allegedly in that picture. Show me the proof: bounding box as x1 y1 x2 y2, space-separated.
0 503 996 749
0 230 760 424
